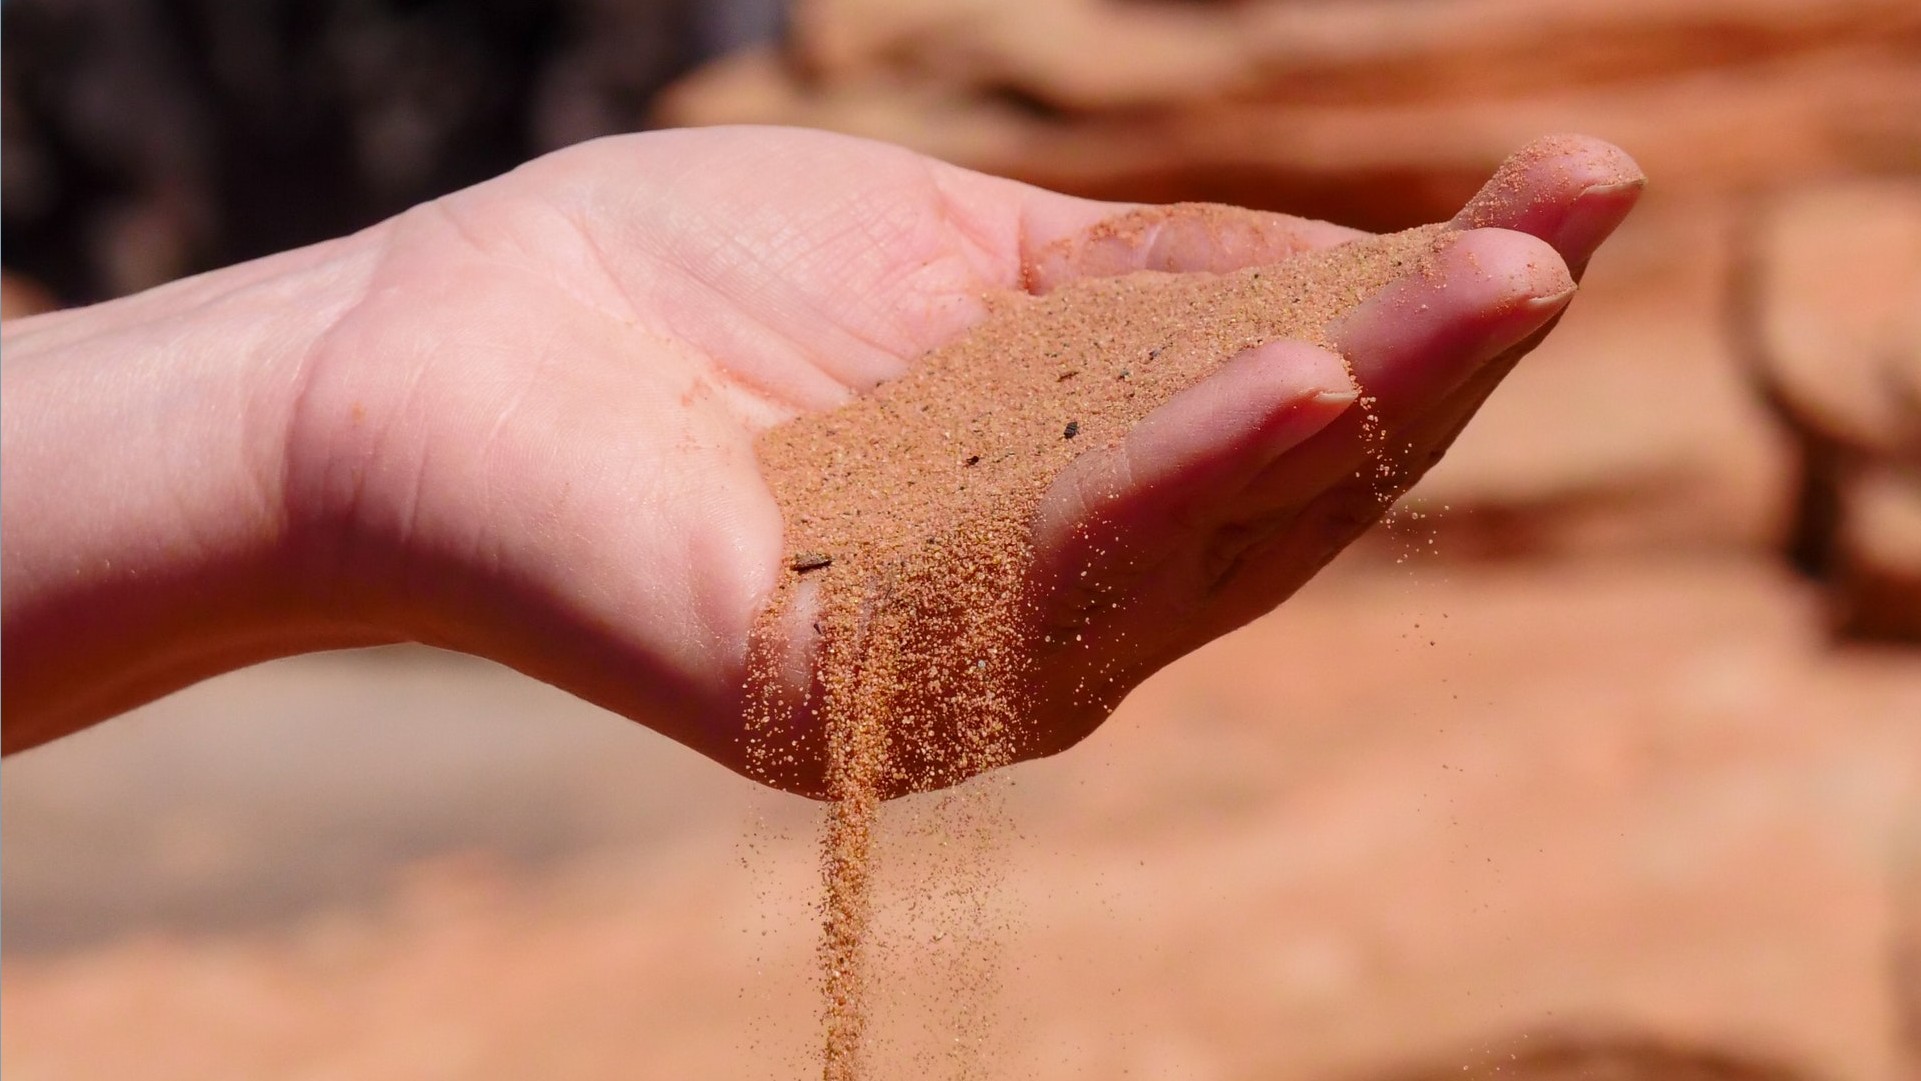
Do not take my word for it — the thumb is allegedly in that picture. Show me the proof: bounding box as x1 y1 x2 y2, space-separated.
1020 202 1369 294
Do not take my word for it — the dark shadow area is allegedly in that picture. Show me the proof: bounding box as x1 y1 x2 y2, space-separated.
1 0 780 304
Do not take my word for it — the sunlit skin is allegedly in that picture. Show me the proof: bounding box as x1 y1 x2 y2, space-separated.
0 126 1642 793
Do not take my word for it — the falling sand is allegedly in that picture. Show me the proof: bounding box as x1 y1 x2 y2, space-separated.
747 212 1454 1080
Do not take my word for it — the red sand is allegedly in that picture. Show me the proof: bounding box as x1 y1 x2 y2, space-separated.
748 214 1452 1079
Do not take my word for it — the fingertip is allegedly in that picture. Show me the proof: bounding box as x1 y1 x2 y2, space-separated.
1119 339 1359 497
1433 228 1577 361
1444 226 1577 304
1329 227 1573 405
1549 177 1644 266
1453 134 1646 263
1224 338 1361 406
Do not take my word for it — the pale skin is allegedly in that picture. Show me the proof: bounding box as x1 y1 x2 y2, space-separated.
0 126 1643 794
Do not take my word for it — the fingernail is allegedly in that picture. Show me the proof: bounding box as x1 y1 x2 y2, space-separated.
1256 384 1360 466
1476 286 1575 356
1551 179 1644 258
1519 285 1578 314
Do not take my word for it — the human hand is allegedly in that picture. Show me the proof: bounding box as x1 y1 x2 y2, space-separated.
288 125 1639 794
1 126 1641 793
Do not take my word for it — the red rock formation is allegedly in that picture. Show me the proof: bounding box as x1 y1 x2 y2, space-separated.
659 0 1921 224
1739 181 1921 640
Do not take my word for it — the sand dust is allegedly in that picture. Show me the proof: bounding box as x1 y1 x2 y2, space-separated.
747 211 1452 1079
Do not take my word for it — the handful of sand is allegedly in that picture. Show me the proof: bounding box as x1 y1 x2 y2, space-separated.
747 213 1451 1079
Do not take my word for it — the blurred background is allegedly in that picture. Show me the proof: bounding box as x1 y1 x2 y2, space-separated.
4 0 1921 1077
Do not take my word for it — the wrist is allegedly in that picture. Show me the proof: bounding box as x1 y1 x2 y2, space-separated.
1 232 394 749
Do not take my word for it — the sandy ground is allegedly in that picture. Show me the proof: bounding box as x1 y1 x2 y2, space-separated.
6 552 1919 1080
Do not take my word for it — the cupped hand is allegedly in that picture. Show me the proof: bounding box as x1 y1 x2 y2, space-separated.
286 126 1642 795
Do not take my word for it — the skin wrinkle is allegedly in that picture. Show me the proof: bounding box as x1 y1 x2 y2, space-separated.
706 163 998 382
202 376 280 556
1202 507 1303 592
431 199 643 343
280 225 396 604
1022 222 1122 293
239 319 310 542
552 202 650 328
766 205 928 382
640 313 797 433
371 349 458 596
634 186 879 410
925 161 1029 290
610 152 1014 428
679 183 963 391
422 199 507 272
1221 483 1380 599
830 244 984 363
472 358 539 500
648 260 856 416
389 366 436 612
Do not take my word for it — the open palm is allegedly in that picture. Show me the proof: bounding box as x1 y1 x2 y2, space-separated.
285 126 1641 796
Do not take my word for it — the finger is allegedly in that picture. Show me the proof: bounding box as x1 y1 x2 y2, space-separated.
1337 228 1575 407
1017 340 1358 752
1452 134 1646 271
1030 339 1359 589
1361 138 1644 490
1182 229 1575 640
1411 136 1644 454
1235 227 1574 512
1192 170 1642 634
1018 199 1368 293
